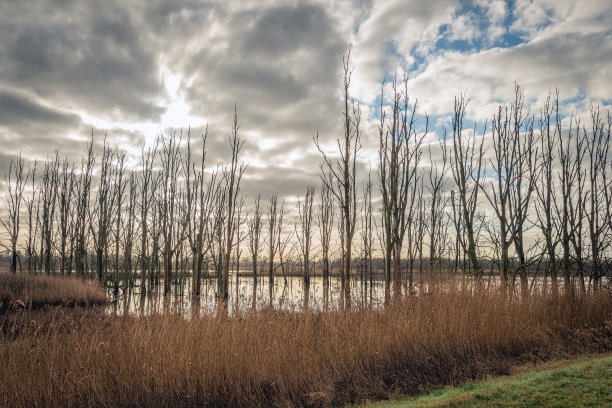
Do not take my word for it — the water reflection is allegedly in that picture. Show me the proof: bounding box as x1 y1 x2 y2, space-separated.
107 272 606 317
108 271 392 317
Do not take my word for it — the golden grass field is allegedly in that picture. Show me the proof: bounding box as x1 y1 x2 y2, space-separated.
0 272 610 407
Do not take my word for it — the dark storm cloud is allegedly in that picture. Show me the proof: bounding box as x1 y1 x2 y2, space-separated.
239 3 339 60
182 2 347 139
0 89 80 128
0 88 90 159
0 0 164 122
0 150 17 183
242 164 319 200
0 0 351 195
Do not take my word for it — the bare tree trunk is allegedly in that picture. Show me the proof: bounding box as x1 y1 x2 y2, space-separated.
267 194 279 287
1 154 27 274
222 105 247 302
296 186 315 288
314 47 361 308
449 94 485 276
317 180 334 284
377 74 427 297
247 195 263 285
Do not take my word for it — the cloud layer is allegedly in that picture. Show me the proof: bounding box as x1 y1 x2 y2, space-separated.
0 0 610 200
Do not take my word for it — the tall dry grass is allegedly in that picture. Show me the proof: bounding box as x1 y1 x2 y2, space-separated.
0 272 107 312
0 282 610 407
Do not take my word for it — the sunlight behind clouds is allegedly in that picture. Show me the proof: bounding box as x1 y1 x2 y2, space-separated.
0 0 610 199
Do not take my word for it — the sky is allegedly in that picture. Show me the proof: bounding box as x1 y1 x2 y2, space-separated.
0 0 611 201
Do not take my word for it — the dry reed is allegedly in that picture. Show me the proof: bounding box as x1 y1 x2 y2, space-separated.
0 272 107 312
0 282 610 407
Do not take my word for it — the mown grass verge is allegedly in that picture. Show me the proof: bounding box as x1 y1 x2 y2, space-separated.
366 354 612 407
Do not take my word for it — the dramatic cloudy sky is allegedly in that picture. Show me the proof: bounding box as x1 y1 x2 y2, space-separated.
0 0 611 199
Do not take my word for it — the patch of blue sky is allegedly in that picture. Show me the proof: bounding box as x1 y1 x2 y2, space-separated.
399 2 529 82
407 46 429 74
371 93 384 120
557 89 591 120
437 0 546 53
564 89 588 105
419 112 488 148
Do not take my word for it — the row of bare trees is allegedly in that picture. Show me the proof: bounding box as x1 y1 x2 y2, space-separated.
1 71 611 300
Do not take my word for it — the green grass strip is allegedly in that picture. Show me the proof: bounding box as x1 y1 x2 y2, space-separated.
363 355 612 408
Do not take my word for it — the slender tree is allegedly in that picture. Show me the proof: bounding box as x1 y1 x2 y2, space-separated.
317 178 334 284
247 194 263 285
449 94 485 276
1 154 27 273
378 74 428 294
314 47 361 305
221 105 247 301
296 186 315 286
266 194 279 286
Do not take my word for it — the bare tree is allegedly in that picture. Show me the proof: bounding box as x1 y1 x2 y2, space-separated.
480 102 516 281
360 172 374 287
75 137 95 277
424 140 449 273
585 103 610 285
406 179 424 290
221 105 247 301
535 91 561 282
556 112 585 287
159 132 186 294
123 170 137 287
507 86 539 286
112 152 127 296
266 194 279 286
186 129 219 298
317 178 334 284
138 140 158 293
276 200 292 285
1 154 27 273
57 159 75 275
91 140 116 282
377 74 427 294
449 94 485 276
40 153 60 275
24 161 38 273
569 118 587 290
296 186 315 286
247 194 263 285
211 181 228 295
314 47 361 305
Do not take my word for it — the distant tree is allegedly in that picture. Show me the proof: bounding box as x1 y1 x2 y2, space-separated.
266 194 280 285
221 105 247 301
449 94 485 276
1 153 27 273
317 178 334 284
247 194 263 285
296 186 315 286
377 74 427 294
314 47 361 305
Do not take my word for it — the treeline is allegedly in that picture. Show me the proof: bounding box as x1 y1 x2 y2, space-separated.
1 57 611 301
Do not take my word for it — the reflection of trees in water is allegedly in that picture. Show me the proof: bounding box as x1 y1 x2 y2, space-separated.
106 273 596 317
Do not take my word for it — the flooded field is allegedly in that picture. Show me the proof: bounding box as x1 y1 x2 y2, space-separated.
107 272 388 316
106 271 605 317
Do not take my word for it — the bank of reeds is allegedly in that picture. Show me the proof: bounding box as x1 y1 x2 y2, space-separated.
0 282 610 407
0 272 107 313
